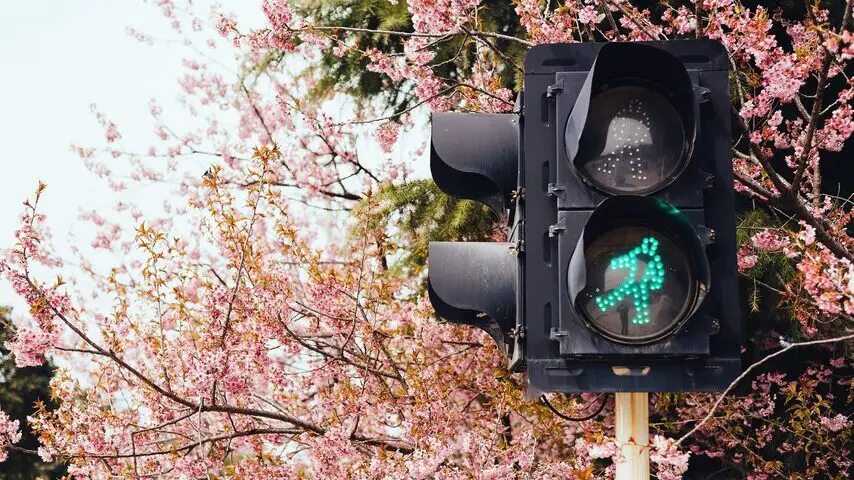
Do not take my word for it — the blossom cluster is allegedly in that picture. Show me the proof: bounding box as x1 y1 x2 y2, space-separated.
3 0 852 478
0 410 22 463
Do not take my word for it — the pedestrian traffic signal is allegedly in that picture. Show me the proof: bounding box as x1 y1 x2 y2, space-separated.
428 40 740 392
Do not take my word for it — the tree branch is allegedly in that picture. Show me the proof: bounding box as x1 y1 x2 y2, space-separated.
299 25 534 47
24 277 414 455
731 108 854 262
789 53 832 194
674 331 854 446
791 0 851 197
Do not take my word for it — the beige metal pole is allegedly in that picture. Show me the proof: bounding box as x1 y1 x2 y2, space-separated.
615 392 649 480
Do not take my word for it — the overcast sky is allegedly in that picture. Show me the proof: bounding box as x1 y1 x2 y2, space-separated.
0 1 232 314
0 1 430 319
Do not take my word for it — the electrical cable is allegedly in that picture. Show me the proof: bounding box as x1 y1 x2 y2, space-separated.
540 393 608 422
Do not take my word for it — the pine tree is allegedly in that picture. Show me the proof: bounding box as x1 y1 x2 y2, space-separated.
353 179 499 280
294 0 526 114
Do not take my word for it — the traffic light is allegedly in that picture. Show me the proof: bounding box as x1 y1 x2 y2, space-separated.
427 111 526 369
428 40 740 392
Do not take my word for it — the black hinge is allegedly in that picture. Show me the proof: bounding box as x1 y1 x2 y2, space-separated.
547 183 566 198
696 225 716 245
549 327 568 341
694 85 711 103
546 78 565 98
548 218 566 237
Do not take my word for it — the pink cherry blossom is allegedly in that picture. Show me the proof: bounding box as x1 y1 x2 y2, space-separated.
650 435 690 480
3 326 56 367
2 1 852 478
0 410 22 463
375 122 400 153
820 413 849 433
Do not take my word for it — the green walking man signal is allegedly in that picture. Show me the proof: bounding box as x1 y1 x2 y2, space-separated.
593 236 665 325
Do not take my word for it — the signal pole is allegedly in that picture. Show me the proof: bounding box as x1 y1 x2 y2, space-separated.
615 392 649 480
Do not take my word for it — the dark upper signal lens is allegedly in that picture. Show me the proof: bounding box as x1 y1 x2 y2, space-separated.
573 86 686 195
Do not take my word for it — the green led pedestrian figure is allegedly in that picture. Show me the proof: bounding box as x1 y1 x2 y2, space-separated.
593 236 665 325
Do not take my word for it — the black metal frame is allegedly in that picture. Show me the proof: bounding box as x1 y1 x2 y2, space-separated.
427 40 741 393
523 40 741 393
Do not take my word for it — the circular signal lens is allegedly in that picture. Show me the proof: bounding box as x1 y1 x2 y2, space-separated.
573 86 686 195
574 225 695 343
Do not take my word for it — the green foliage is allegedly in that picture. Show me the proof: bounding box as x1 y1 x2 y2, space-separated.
737 210 797 281
296 0 410 110
736 209 800 331
293 0 525 113
354 180 498 280
291 0 850 115
0 308 65 480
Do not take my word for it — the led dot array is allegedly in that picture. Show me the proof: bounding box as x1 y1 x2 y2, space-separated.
594 98 652 181
593 236 665 325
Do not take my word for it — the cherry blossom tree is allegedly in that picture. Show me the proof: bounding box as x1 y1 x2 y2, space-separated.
1 0 853 478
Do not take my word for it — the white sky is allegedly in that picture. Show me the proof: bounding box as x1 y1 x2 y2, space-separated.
0 1 224 314
0 1 430 318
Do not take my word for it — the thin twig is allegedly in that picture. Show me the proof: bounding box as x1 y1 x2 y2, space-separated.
675 332 854 446
299 25 534 47
331 86 456 126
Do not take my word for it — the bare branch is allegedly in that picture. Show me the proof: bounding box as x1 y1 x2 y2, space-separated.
675 331 854 446
789 53 832 194
332 86 456 126
299 25 534 47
